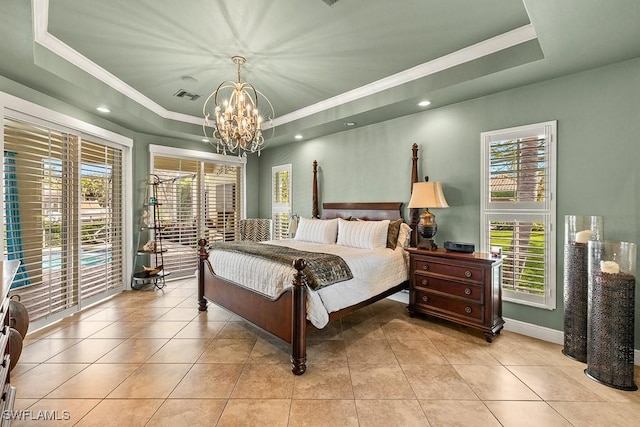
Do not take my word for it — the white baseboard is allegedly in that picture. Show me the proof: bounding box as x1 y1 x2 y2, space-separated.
502 316 564 345
504 316 640 366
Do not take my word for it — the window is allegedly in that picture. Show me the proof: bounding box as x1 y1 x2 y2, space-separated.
480 121 557 309
272 164 292 240
2 115 128 328
149 145 245 277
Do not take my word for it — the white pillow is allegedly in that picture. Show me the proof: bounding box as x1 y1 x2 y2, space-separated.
337 218 390 249
294 217 338 244
396 222 412 249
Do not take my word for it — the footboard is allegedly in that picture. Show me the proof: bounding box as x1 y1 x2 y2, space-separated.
197 239 308 375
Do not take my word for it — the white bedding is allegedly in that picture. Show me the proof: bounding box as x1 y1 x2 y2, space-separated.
208 239 409 328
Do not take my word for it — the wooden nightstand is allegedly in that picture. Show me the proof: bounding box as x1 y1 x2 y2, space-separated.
406 248 504 342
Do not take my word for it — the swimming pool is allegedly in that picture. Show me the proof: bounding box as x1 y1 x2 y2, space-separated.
43 247 113 270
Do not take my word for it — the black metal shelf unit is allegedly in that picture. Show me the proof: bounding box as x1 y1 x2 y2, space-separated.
131 174 170 290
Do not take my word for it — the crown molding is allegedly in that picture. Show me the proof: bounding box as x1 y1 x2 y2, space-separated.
32 0 203 126
271 25 537 127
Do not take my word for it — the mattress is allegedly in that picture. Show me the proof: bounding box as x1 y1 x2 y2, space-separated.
208 239 409 328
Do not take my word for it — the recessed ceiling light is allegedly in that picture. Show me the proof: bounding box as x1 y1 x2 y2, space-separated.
96 106 110 113
201 138 209 142
344 122 356 127
294 134 303 140
418 100 431 107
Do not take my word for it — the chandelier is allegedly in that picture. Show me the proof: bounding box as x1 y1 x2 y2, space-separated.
203 56 273 156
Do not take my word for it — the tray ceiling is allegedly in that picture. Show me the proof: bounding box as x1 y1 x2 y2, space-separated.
1 0 639 147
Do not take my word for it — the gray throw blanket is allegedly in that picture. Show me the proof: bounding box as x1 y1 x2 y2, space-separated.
210 241 353 290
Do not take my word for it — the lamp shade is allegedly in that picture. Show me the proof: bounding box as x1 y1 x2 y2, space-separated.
408 182 449 209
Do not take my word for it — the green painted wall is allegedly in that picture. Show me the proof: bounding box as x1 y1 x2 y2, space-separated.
2 54 639 347
256 58 640 346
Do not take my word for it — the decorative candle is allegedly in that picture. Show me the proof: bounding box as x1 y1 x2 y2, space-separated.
575 230 594 244
600 260 620 274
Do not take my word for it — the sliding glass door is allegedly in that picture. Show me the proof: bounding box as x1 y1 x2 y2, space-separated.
151 148 245 278
3 117 126 326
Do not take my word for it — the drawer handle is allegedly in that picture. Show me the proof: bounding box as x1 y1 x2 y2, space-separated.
464 270 472 278
465 306 472 314
422 264 430 271
421 279 428 286
422 296 429 303
464 288 471 295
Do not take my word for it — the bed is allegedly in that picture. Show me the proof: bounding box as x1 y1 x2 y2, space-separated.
197 145 420 375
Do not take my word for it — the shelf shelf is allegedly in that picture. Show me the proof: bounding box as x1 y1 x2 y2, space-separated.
132 270 171 281
137 249 168 255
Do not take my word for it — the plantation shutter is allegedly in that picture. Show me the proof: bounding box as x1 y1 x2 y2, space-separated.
481 121 556 309
203 162 243 243
488 136 548 208
151 154 244 277
151 157 199 276
3 117 126 325
272 165 292 240
79 140 124 300
486 215 548 298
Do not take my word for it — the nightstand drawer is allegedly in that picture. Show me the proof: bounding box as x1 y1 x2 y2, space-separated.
414 290 484 322
413 274 483 302
413 258 483 282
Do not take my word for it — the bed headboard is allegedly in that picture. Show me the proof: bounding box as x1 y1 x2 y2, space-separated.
321 202 403 221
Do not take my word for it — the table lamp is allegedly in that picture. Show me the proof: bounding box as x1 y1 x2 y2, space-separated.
408 180 449 249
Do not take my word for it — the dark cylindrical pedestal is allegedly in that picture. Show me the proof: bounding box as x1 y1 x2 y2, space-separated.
563 243 588 362
585 270 637 391
562 215 603 362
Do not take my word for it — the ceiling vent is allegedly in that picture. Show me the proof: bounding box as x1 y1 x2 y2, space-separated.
321 0 339 6
173 89 201 101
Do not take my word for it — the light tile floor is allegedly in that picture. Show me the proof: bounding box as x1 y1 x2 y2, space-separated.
10 277 640 426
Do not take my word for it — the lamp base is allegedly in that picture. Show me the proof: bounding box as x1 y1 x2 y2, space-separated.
417 216 438 250
417 238 438 250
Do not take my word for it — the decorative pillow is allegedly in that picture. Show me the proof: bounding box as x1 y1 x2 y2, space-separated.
386 219 403 250
336 218 390 249
294 217 338 244
396 223 412 249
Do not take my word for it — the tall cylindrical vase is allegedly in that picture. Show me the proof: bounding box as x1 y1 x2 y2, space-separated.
562 215 603 362
586 240 637 391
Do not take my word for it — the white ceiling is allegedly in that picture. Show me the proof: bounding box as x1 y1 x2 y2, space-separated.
1 0 639 148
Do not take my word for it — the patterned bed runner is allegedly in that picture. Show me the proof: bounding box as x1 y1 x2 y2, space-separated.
210 241 353 290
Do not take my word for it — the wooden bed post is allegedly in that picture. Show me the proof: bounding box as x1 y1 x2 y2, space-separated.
409 143 419 247
291 259 308 375
312 160 319 219
197 239 209 312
